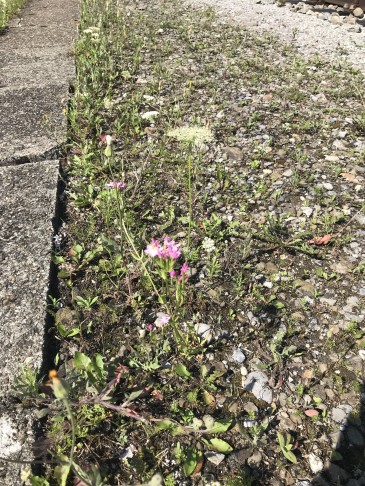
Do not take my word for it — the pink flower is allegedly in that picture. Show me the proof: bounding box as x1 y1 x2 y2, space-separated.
169 269 178 278
106 181 127 190
146 324 154 331
178 262 189 283
145 236 181 260
144 238 161 257
154 312 170 328
180 263 189 275
157 236 181 260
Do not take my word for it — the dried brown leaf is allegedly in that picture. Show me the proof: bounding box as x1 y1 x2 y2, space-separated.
308 234 335 245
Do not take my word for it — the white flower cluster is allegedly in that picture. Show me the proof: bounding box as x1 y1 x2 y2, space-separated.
202 237 215 253
83 26 100 41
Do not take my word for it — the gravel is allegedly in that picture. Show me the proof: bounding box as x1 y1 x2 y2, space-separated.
186 0 365 73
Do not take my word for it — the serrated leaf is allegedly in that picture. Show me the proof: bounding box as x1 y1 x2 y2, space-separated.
74 351 91 371
174 363 191 378
206 418 232 434
206 438 233 453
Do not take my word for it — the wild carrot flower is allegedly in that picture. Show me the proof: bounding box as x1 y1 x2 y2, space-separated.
106 181 127 190
155 312 170 328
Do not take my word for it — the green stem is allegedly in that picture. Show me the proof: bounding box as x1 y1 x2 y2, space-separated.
187 152 192 252
65 400 76 469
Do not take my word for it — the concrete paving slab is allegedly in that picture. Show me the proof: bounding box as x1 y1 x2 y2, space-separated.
0 0 78 165
0 48 74 87
0 160 59 484
0 0 77 480
0 160 59 393
0 84 69 164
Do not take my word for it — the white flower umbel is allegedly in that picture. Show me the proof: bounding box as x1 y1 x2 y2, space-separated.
167 126 214 144
202 237 216 253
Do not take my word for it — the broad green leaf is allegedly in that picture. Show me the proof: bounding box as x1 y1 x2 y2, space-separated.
36 408 50 419
30 477 50 486
274 301 285 309
206 418 232 434
200 364 208 379
155 419 174 431
283 449 297 464
170 426 186 436
74 351 91 371
174 363 191 378
183 447 200 476
206 438 233 453
54 462 70 486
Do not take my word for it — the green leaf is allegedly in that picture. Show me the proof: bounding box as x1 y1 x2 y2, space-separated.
274 301 285 309
66 327 80 337
36 408 50 419
200 364 208 379
155 419 174 431
58 270 71 279
277 432 285 449
170 426 186 436
127 389 144 403
206 418 232 434
283 449 297 464
206 438 233 453
74 351 91 371
54 462 70 486
174 363 191 378
30 477 50 486
183 447 199 476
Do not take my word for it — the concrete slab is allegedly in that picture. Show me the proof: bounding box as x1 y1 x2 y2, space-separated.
0 0 78 165
0 0 77 481
0 160 59 483
0 160 59 392
0 85 69 164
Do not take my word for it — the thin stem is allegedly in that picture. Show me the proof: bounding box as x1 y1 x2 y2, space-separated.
187 152 192 252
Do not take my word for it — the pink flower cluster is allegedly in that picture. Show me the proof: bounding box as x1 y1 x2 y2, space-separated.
145 236 181 260
169 262 189 283
106 181 127 190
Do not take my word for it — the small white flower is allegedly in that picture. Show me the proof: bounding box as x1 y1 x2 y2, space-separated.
141 111 159 120
202 237 215 253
